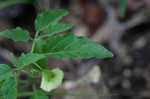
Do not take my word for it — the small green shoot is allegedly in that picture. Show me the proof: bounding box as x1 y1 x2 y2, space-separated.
0 9 113 98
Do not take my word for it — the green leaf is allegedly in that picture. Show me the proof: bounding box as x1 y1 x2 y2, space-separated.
40 68 64 92
34 39 49 69
34 39 45 53
42 24 73 37
1 77 17 99
0 27 30 42
35 9 68 32
39 33 113 59
0 64 13 82
31 90 49 99
15 53 45 68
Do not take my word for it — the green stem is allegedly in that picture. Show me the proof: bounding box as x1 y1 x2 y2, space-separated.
16 69 22 98
31 31 40 53
33 63 42 71
18 92 118 97
30 31 44 71
16 30 39 98
18 92 33 97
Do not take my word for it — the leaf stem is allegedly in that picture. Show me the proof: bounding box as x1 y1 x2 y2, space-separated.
18 91 118 97
33 63 42 71
30 31 44 71
31 31 40 53
16 69 22 98
18 92 33 97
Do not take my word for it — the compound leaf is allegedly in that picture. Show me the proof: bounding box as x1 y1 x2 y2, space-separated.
40 68 64 92
0 27 30 42
0 64 13 82
35 9 68 32
15 53 45 68
1 77 17 99
39 33 113 59
42 24 73 37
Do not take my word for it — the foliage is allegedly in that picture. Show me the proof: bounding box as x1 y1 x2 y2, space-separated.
0 9 113 98
0 27 30 42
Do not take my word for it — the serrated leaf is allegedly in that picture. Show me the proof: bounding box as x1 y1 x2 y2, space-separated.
35 9 68 32
1 77 17 99
40 68 64 92
42 24 73 37
0 64 13 82
34 39 45 53
0 27 30 42
31 90 49 99
39 33 113 59
15 53 45 68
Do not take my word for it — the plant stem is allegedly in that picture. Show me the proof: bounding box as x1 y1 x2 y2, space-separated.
30 31 44 71
18 92 33 97
16 69 22 98
18 91 118 97
31 31 40 53
33 63 42 71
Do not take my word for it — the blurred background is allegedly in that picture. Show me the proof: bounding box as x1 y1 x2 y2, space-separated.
0 0 150 99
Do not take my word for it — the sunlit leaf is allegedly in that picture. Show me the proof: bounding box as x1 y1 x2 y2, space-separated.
39 33 113 59
35 9 68 32
15 53 45 68
0 64 13 82
42 24 73 37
